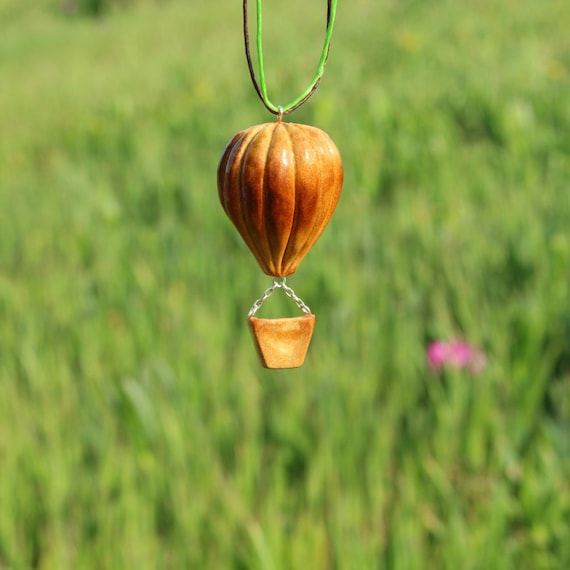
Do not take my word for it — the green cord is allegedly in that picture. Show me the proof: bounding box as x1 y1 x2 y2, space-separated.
250 0 338 115
256 0 270 105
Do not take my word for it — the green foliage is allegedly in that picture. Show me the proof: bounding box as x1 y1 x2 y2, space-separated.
0 0 569 568
61 0 137 18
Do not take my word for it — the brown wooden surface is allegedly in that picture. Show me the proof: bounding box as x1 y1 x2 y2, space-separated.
248 314 316 369
218 121 343 276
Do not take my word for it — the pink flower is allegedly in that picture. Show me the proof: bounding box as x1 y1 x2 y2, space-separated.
427 340 486 374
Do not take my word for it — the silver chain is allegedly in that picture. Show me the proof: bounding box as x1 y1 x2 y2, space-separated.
248 277 312 318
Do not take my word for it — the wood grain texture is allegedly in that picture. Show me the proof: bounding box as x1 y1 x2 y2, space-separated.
217 121 343 276
248 314 316 369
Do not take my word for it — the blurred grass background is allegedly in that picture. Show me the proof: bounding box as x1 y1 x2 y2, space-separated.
1 0 569 568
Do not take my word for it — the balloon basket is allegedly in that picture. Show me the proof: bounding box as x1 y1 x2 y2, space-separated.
248 314 315 369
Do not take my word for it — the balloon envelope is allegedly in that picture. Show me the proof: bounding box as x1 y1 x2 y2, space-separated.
217 121 343 276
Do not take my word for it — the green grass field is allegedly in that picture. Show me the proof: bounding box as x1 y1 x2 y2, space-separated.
1 0 569 568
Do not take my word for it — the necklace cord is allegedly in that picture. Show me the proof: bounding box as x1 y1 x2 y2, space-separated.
242 0 336 116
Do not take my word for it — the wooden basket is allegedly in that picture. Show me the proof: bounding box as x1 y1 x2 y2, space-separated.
248 314 316 369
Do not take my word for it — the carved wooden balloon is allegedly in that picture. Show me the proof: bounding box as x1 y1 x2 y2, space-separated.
217 121 343 277
216 0 342 368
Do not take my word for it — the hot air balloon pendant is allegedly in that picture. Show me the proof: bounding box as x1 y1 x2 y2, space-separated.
217 0 342 368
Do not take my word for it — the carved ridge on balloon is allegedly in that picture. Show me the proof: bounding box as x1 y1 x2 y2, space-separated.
282 125 301 274
283 124 314 270
277 124 298 275
242 126 270 273
291 125 326 265
232 131 258 266
263 124 277 274
272 124 296 275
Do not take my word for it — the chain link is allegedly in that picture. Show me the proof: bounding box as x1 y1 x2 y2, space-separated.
248 277 312 318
